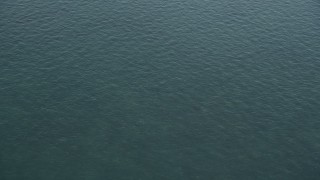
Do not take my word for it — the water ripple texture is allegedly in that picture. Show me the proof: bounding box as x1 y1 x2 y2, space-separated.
1 0 320 179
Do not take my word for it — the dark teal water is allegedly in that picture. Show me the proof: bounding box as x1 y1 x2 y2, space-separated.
1 0 320 179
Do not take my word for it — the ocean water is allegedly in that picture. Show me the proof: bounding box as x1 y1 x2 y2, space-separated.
1 0 320 179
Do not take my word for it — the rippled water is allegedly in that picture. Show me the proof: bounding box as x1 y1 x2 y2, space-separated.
1 0 320 179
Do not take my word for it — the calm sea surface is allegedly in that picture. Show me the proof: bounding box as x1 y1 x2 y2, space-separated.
1 0 320 179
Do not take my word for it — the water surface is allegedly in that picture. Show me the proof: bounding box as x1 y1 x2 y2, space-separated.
1 0 320 179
